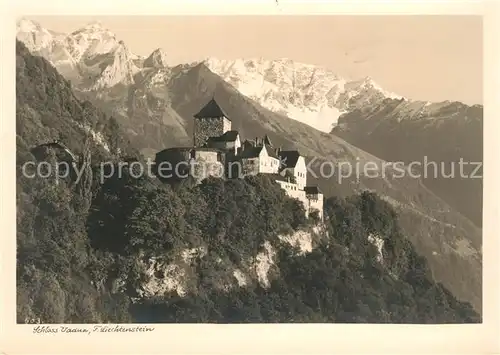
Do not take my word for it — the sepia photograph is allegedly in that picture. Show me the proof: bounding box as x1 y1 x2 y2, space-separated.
14 13 485 327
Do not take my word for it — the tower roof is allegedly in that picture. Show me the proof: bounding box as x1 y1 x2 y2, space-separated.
194 98 230 120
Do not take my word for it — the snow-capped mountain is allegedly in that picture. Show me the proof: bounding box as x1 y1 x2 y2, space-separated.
17 18 406 133
16 18 139 90
144 48 169 69
204 57 403 132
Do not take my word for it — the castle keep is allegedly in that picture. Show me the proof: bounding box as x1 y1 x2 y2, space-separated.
193 98 233 148
155 98 324 220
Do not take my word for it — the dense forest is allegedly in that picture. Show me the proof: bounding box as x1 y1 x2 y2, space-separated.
16 40 480 324
129 188 480 323
16 163 480 323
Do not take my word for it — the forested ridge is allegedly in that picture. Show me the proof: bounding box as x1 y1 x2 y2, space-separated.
15 40 480 324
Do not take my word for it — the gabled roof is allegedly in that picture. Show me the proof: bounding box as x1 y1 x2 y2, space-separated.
238 145 263 159
279 150 301 169
239 142 279 160
304 186 322 195
194 98 230 120
265 144 279 159
207 130 240 143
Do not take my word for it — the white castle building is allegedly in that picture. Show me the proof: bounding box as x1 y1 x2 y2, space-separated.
155 98 324 220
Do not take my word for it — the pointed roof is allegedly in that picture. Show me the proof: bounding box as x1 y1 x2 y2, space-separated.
238 143 279 160
264 144 279 159
263 134 273 147
194 98 230 120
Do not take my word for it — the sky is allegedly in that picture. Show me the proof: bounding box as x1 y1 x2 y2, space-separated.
29 15 483 105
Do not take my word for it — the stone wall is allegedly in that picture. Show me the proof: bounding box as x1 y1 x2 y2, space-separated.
154 148 192 182
275 180 324 220
239 158 259 177
307 193 324 221
193 117 231 147
190 150 224 183
276 180 309 216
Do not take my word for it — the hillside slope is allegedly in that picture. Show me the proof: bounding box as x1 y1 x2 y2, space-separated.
66 61 485 313
16 39 481 324
331 99 483 227
15 20 483 312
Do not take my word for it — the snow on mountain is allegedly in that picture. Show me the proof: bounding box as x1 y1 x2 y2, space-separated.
82 40 138 90
65 21 119 62
16 18 405 133
204 57 404 132
17 18 55 52
144 48 168 68
16 19 138 90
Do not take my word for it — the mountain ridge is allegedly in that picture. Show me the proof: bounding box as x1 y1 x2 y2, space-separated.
17 18 482 135
331 97 483 226
16 18 406 132
15 20 483 312
15 41 480 324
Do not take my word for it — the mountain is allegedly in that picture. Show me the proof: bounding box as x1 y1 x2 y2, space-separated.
143 48 168 68
330 98 483 227
15 39 138 162
155 62 484 312
17 18 141 91
16 19 191 158
16 21 482 313
16 39 140 324
16 18 402 133
204 57 403 133
15 40 480 324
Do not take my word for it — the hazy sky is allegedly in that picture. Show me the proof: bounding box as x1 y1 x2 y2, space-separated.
30 15 483 105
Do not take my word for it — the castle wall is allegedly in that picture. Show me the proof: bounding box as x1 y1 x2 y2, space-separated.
191 150 224 183
275 180 325 220
154 148 192 182
240 158 259 177
307 193 324 221
194 150 220 163
193 117 231 147
275 180 309 216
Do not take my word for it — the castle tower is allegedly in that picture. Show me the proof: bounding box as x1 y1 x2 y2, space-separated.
193 98 231 148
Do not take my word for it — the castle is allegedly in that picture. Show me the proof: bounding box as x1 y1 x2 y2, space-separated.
155 98 324 220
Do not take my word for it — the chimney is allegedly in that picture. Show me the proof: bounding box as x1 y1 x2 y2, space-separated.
276 146 281 155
